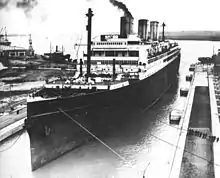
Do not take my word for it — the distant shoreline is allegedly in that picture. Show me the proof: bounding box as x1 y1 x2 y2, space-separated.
163 31 220 41
166 38 220 41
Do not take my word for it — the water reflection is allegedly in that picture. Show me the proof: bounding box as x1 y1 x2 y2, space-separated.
0 131 32 178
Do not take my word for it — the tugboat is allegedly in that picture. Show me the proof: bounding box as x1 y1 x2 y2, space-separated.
169 109 183 125
43 45 71 64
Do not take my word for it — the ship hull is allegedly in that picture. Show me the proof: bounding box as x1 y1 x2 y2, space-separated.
26 52 180 170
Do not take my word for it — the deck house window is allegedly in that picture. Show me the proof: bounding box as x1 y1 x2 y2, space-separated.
116 51 122 57
105 51 115 57
92 51 104 56
19 52 25 56
122 51 128 57
128 41 140 45
10 52 15 56
128 51 139 57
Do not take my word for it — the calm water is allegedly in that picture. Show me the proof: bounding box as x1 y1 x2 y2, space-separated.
1 40 220 178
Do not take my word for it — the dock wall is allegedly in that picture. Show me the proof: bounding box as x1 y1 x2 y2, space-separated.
170 68 196 178
171 64 220 177
0 118 25 142
208 74 220 178
179 86 214 178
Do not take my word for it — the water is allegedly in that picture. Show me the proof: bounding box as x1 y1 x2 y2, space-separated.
1 40 220 178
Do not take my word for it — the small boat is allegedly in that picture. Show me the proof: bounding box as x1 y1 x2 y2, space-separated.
169 109 183 124
189 64 196 71
186 74 193 81
180 87 189 97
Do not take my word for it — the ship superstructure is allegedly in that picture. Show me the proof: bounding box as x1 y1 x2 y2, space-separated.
84 15 180 79
84 33 179 80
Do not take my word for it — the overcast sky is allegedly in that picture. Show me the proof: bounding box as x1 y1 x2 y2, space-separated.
0 0 220 55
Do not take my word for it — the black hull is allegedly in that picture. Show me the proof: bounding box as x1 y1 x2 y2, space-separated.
26 53 181 170
28 55 180 117
0 56 10 67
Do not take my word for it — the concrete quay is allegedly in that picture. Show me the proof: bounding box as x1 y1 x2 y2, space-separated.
208 68 220 178
0 117 26 142
0 105 26 142
170 64 220 178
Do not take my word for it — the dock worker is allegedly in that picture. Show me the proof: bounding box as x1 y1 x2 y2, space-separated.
213 136 216 142
202 133 207 139
188 129 193 135
189 129 194 135
195 130 199 136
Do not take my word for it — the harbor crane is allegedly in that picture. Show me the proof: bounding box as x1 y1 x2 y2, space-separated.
74 36 83 60
74 35 98 48
0 27 34 53
0 27 31 40
74 36 100 60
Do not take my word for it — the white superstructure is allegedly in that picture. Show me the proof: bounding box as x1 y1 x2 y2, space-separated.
81 33 179 76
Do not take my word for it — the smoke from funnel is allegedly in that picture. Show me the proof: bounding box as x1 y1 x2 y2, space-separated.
17 0 38 17
109 0 133 18
0 0 38 17
17 0 38 11
0 0 9 9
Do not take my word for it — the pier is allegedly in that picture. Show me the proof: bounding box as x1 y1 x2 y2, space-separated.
0 99 26 142
170 63 220 178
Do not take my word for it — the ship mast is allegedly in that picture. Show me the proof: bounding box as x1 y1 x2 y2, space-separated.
86 8 93 81
49 42 51 53
4 27 8 41
162 22 166 41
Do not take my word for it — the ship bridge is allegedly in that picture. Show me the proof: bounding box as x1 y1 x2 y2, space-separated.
89 34 151 66
82 34 173 75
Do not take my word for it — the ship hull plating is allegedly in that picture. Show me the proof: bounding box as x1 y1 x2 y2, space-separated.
26 53 180 170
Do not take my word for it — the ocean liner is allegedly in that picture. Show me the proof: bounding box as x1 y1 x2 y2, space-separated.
25 8 181 170
27 9 180 115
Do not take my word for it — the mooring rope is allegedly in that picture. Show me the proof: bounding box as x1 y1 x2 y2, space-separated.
0 130 24 152
57 107 127 162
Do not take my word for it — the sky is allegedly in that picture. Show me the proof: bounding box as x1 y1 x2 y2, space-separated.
0 0 220 57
